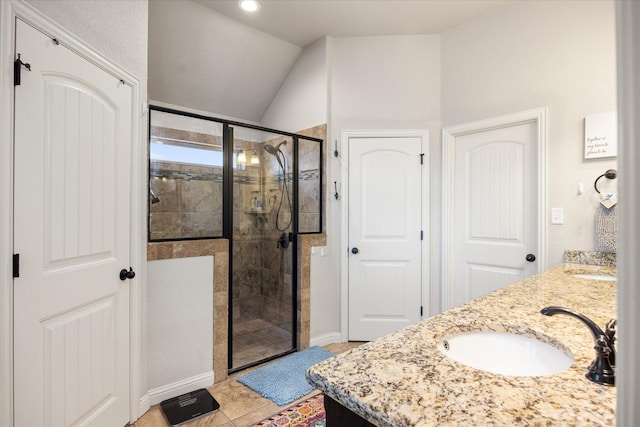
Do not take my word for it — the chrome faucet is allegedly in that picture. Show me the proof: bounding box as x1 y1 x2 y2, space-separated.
540 306 616 386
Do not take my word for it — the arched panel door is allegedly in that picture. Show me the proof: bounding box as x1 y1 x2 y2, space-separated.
13 19 133 427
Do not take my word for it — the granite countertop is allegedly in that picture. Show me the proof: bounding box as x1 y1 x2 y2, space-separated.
306 265 617 426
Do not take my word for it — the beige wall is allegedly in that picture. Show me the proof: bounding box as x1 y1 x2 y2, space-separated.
442 0 617 266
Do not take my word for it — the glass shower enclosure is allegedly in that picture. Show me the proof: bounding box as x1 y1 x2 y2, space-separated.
148 106 323 373
228 126 323 370
229 127 298 370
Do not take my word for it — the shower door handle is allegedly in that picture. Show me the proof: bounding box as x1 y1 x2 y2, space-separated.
119 267 136 281
351 247 359 254
277 232 293 249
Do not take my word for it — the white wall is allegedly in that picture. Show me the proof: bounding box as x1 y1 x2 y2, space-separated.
25 0 148 80
441 0 617 266
273 4 617 337
616 2 640 421
149 0 301 123
266 35 442 340
321 35 442 334
259 37 334 343
330 35 441 131
261 38 328 131
147 257 214 405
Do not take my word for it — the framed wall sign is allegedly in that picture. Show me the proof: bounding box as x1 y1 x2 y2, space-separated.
584 111 617 159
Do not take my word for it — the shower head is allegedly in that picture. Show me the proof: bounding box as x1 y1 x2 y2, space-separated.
264 144 278 155
265 141 286 169
264 140 287 156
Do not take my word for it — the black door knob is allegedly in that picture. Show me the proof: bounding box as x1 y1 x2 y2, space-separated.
119 267 136 281
351 247 359 254
526 254 536 262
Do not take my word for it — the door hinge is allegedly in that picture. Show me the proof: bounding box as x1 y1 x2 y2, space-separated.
14 53 31 86
420 306 423 316
420 230 424 240
419 153 424 165
13 254 20 278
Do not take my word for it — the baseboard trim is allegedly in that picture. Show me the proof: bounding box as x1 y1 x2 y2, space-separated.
147 371 214 406
310 332 342 347
138 393 150 420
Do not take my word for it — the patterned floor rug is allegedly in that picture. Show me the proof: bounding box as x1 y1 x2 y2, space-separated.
251 393 325 427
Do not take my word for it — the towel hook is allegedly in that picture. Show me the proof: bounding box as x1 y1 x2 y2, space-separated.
594 169 617 194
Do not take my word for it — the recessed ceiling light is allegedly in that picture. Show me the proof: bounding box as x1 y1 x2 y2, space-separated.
238 0 260 12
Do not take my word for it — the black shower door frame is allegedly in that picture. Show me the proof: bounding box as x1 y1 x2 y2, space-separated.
147 105 323 373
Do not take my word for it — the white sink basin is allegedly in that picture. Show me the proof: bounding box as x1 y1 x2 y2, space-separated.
571 273 616 281
438 330 573 376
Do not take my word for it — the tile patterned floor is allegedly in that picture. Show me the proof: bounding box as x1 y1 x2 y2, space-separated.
232 319 292 368
132 342 364 427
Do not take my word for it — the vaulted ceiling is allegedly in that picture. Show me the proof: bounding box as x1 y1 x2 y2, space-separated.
149 0 510 122
194 0 509 48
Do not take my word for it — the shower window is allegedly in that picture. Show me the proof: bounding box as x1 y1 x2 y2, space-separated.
148 110 224 241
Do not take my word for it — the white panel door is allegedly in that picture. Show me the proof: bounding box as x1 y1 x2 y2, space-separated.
13 19 132 427
348 136 423 341
450 122 538 309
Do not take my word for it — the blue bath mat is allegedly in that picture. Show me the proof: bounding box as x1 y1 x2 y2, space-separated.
236 346 334 406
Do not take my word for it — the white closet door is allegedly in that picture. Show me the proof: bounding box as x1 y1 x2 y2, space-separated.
13 19 132 427
448 121 539 309
348 135 423 341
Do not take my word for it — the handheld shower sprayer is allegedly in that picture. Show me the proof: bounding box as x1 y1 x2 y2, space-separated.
264 140 286 155
265 141 286 168
264 140 292 233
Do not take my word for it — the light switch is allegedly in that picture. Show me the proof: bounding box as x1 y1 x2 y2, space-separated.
551 208 564 225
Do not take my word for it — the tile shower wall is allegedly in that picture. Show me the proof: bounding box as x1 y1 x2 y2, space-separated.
150 162 223 240
295 124 327 349
233 127 323 340
233 140 293 333
298 124 326 233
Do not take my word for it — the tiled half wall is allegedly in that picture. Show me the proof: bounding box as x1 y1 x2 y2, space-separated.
147 233 325 382
147 239 230 383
